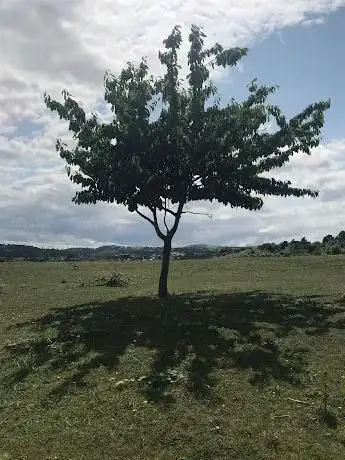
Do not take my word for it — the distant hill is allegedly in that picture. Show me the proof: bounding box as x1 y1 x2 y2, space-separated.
1 230 345 261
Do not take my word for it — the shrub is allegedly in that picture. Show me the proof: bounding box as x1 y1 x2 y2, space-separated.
327 245 342 255
96 269 129 287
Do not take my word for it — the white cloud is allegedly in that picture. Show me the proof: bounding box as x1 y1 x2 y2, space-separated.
0 0 344 247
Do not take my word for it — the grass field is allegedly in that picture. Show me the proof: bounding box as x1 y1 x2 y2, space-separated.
1 256 345 459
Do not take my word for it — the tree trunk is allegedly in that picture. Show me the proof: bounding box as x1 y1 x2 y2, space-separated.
158 238 172 298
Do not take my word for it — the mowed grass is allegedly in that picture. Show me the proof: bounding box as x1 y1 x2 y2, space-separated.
1 256 345 459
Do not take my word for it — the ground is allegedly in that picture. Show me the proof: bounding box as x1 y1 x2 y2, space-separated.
1 256 345 459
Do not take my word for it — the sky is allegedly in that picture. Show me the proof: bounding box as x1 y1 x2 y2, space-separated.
0 0 345 249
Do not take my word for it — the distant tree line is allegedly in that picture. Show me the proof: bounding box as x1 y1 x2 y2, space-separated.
240 230 345 257
1 231 345 262
0 244 159 261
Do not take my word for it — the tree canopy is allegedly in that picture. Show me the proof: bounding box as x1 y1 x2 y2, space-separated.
45 24 330 297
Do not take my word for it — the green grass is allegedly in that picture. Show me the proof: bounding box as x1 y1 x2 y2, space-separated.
1 256 345 459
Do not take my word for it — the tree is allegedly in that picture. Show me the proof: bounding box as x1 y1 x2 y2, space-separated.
258 243 276 253
300 237 311 251
279 241 289 250
328 245 342 255
323 234 334 245
44 25 330 298
336 231 345 246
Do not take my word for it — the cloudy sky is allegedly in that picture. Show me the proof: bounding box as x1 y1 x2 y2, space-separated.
1 0 345 249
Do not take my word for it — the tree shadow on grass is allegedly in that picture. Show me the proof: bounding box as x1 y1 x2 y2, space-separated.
3 291 345 403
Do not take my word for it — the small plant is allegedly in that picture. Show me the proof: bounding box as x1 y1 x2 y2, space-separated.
96 270 129 287
72 278 85 288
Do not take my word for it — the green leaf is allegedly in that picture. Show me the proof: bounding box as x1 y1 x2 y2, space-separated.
44 23 330 271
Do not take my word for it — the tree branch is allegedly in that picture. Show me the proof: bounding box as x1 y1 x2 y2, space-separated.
157 197 178 216
136 207 166 240
182 210 213 219
161 206 177 217
168 201 185 237
136 209 155 226
163 198 170 234
192 175 201 185
150 206 167 240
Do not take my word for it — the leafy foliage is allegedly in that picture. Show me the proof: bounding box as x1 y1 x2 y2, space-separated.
44 24 330 295
95 269 129 287
45 24 329 236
